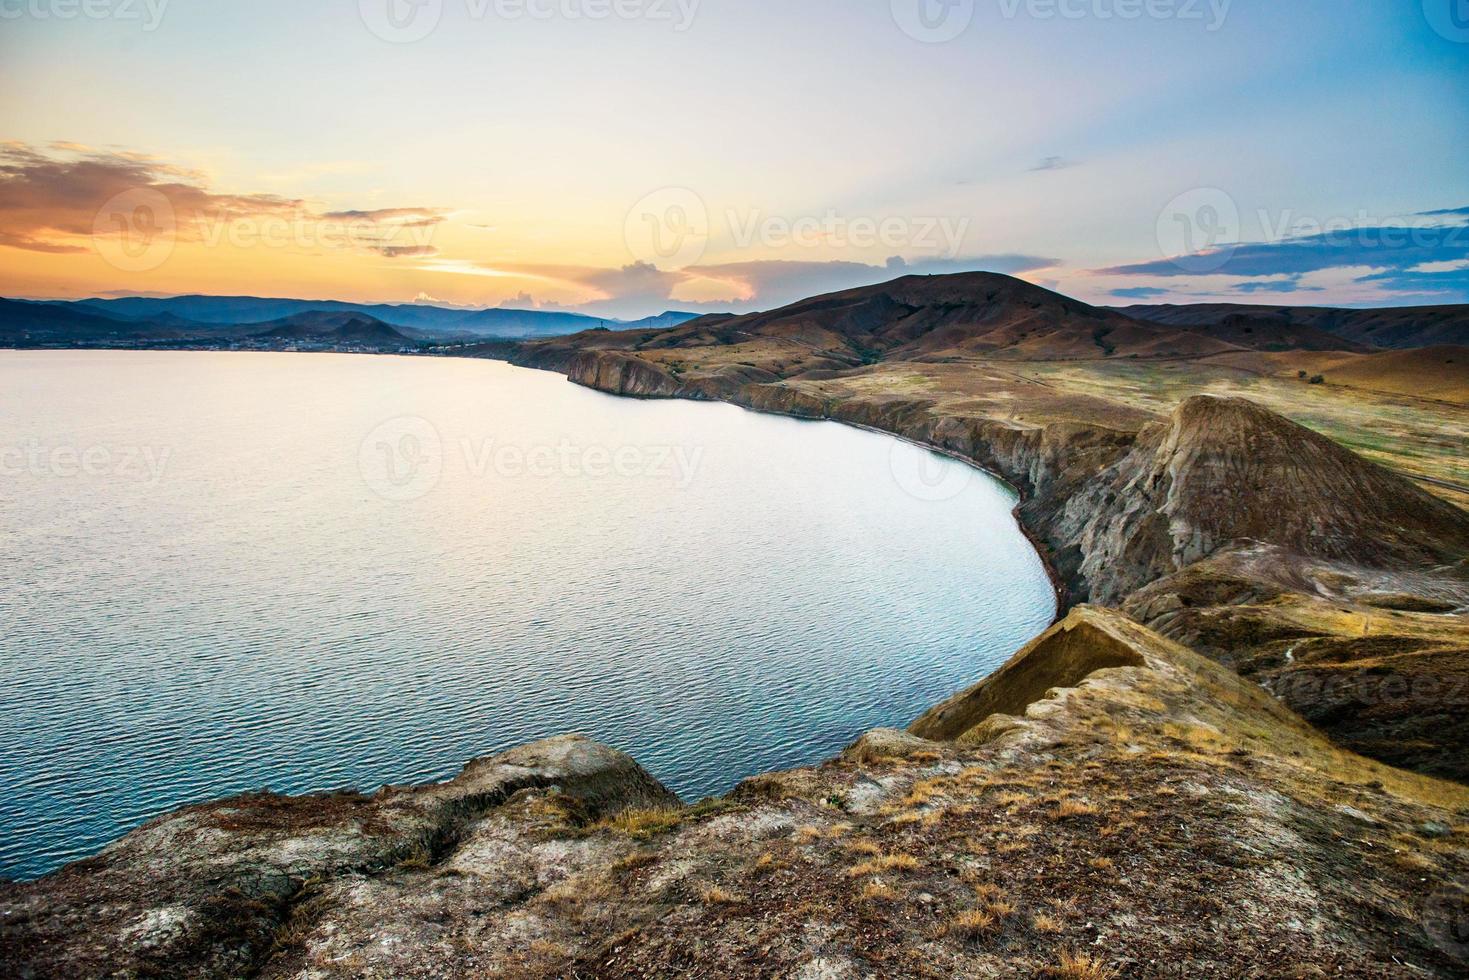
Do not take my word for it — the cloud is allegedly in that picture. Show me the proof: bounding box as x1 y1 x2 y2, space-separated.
320 207 448 228
1095 208 1469 304
0 142 444 261
1109 286 1168 300
0 142 299 252
1029 156 1073 172
374 245 439 258
1233 279 1322 295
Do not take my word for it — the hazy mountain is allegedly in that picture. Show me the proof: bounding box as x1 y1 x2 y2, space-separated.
54 295 603 339
249 311 414 347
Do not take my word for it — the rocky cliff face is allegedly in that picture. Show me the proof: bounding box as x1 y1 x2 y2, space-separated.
514 346 1469 786
1063 395 1469 606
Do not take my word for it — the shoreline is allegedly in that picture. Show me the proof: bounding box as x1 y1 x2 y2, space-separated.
0 343 1062 881
458 347 1072 617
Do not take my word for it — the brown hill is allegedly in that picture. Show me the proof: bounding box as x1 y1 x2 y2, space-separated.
1065 395 1469 604
602 273 1241 372
1117 302 1469 350
1304 345 1469 403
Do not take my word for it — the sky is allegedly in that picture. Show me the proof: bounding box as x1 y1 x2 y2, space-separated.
1 0 1467 318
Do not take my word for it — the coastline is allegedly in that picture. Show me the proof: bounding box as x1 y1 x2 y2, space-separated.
455 347 1072 617
6 344 1469 978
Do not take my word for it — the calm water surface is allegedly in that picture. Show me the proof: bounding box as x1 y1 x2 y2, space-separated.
0 351 1054 879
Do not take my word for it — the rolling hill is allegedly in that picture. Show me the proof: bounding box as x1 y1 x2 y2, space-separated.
1116 301 1469 350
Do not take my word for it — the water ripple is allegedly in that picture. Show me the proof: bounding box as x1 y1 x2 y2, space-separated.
0 351 1055 880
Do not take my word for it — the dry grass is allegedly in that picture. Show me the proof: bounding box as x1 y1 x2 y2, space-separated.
610 850 659 874
700 885 739 905
598 807 683 840
1046 950 1119 979
1033 913 1064 934
949 909 998 939
847 853 922 878
1088 857 1115 871
1053 799 1098 819
859 880 896 902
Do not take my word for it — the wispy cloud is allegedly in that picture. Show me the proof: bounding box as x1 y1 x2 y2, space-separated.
1029 156 1073 173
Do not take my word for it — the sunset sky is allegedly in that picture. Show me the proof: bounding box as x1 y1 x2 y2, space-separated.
1 0 1466 318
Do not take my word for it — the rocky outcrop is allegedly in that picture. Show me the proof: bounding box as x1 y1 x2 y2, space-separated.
910 607 1149 742
0 736 676 979
565 350 688 398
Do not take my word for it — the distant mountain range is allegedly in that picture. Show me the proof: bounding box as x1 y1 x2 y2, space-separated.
6 287 1467 354
0 295 706 346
